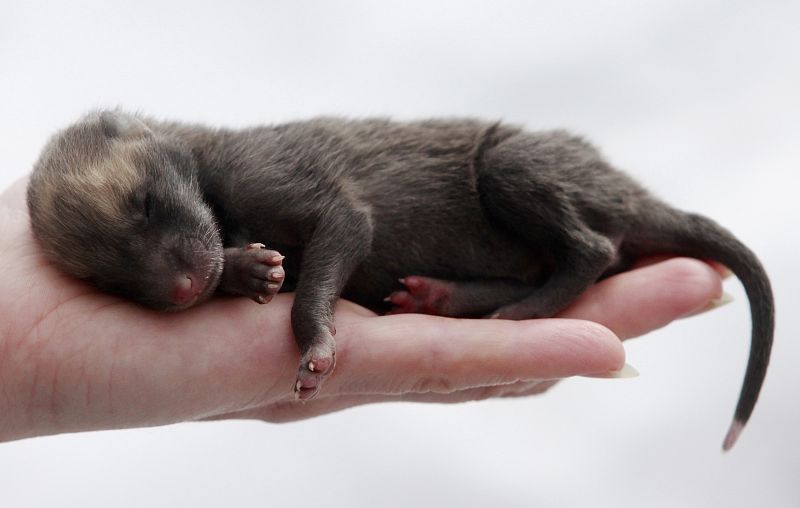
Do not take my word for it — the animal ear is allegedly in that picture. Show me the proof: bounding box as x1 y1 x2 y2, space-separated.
98 111 152 139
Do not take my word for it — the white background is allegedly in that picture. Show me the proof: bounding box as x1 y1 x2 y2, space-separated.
1 1 798 506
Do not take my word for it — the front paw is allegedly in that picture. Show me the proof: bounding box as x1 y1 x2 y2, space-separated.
294 333 336 400
220 243 285 304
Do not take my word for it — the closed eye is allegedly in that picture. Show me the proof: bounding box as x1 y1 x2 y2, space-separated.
144 192 154 221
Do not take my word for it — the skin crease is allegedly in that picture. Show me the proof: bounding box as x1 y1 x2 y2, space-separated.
0 177 725 441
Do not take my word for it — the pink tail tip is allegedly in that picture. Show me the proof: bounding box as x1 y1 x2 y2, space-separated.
722 420 744 451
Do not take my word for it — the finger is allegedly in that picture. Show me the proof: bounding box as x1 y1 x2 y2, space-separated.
557 257 723 340
322 316 624 396
397 378 559 402
631 255 732 279
200 394 392 423
202 379 559 423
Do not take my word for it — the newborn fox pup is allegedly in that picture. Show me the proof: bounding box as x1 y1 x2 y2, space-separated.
27 110 774 450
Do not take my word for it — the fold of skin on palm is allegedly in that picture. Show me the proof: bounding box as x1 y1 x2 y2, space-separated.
0 178 724 441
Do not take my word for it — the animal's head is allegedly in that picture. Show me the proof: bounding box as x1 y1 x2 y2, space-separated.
27 110 223 310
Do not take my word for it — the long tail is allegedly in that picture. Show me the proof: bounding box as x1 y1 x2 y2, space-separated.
625 203 774 451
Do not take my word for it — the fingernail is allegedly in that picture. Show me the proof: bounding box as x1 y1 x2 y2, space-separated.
686 292 734 317
712 263 734 280
581 363 639 379
707 292 734 310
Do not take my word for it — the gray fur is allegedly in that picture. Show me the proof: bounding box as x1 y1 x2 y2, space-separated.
27 110 774 449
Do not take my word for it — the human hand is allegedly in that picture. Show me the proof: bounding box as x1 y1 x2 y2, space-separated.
0 177 724 441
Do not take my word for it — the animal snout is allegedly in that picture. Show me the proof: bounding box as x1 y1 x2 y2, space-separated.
170 273 204 306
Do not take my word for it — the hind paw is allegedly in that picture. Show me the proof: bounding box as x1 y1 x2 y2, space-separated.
385 276 454 315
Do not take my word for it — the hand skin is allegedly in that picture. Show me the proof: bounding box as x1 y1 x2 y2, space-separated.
0 177 724 441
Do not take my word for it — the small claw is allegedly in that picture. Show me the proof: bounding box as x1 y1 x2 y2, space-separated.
305 356 333 374
403 277 424 290
294 373 320 400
